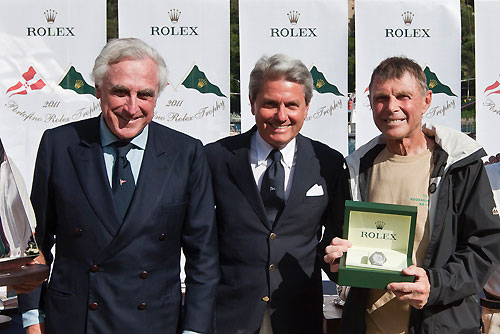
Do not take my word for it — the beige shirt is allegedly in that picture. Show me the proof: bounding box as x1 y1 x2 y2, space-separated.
365 147 433 334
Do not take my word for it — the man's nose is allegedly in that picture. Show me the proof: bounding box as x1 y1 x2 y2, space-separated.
387 96 399 112
124 95 139 114
275 104 288 121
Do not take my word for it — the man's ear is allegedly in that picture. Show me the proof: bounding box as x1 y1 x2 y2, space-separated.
95 85 101 99
249 95 255 115
422 90 432 114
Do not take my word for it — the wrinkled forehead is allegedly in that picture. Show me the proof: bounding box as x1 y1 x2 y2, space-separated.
370 71 422 94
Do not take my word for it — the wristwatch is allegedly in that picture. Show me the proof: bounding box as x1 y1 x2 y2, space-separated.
369 251 387 266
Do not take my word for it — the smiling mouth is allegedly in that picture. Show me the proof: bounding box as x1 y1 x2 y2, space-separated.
269 123 290 129
116 113 143 122
386 119 405 124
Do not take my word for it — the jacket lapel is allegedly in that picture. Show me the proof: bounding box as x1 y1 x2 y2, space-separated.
68 117 121 237
227 128 269 228
96 123 175 263
277 135 320 226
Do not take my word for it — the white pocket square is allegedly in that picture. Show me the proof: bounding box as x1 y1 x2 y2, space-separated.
306 184 324 196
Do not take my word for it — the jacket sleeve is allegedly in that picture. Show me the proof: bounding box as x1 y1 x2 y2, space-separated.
181 140 220 333
18 130 56 314
426 160 500 306
318 154 351 282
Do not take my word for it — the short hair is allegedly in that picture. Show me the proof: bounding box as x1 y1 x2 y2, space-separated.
92 38 168 94
249 54 313 105
369 56 428 96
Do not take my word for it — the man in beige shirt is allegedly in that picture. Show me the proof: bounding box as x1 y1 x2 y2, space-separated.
324 56 500 333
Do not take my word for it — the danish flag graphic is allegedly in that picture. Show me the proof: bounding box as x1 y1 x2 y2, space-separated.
6 66 46 97
484 78 500 97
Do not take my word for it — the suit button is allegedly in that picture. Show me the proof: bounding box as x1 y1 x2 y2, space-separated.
139 271 149 279
269 264 276 272
262 296 270 302
89 302 99 310
75 228 84 236
90 265 100 272
269 233 277 240
159 233 167 241
137 302 147 310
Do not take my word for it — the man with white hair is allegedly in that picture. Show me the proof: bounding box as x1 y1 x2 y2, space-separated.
18 38 219 334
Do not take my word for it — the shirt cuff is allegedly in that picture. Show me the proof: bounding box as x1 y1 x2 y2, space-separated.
22 309 45 328
182 331 202 334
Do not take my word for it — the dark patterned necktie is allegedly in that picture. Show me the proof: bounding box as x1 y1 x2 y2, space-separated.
260 149 285 225
112 142 135 218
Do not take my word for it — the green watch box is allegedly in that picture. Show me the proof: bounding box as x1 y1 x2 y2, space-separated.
337 200 417 290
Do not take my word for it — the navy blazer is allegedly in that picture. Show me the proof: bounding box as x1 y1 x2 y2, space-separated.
19 116 219 334
205 128 348 334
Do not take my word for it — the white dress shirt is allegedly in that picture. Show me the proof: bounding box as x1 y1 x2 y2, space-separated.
250 131 297 200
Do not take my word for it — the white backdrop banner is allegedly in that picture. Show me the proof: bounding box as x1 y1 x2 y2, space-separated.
239 0 348 155
118 0 230 145
475 0 500 157
355 0 461 148
0 0 105 191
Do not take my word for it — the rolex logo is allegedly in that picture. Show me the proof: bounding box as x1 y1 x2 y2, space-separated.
168 9 181 23
428 79 437 89
375 221 385 230
44 9 57 24
401 11 414 25
197 78 207 88
287 10 300 25
74 80 84 89
316 79 325 89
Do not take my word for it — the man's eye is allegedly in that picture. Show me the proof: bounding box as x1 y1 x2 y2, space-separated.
112 89 128 97
138 93 154 99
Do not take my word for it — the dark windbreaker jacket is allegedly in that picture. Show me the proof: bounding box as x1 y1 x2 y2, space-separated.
341 124 500 334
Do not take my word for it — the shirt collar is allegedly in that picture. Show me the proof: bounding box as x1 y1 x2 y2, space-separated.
99 115 148 150
254 130 296 169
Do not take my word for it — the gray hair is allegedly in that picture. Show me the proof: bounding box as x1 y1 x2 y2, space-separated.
92 38 168 93
249 54 313 105
369 56 428 96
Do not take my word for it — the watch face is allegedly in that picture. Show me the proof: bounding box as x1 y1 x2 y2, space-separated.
369 251 387 266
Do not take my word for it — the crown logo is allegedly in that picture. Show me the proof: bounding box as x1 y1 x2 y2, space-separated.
316 79 325 89
401 11 414 25
287 11 300 25
197 79 207 88
375 221 385 230
168 9 181 23
44 9 57 24
74 80 84 89
428 79 437 89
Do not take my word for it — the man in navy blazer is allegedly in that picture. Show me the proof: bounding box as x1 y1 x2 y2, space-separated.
18 38 219 334
205 54 349 334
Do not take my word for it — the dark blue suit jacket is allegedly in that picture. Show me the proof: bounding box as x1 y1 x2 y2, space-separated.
205 128 348 334
19 116 219 334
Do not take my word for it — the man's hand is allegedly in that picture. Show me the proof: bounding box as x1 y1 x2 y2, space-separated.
386 265 430 309
324 237 352 272
26 322 45 334
10 254 47 294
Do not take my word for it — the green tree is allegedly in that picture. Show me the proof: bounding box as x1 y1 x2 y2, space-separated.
107 0 118 40
230 0 241 116
348 14 355 93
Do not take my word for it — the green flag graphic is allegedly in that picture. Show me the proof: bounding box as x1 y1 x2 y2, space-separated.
310 66 344 96
423 67 456 97
58 66 95 96
182 65 226 97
